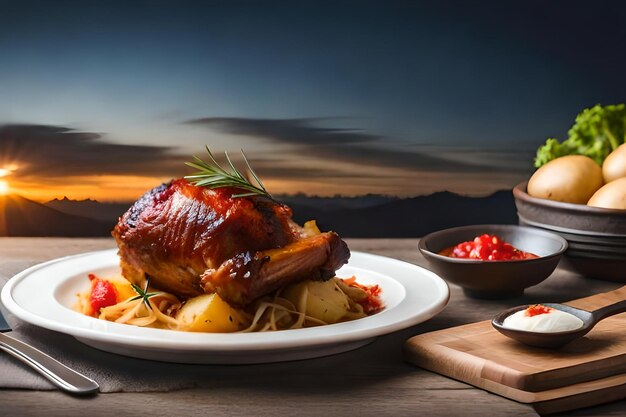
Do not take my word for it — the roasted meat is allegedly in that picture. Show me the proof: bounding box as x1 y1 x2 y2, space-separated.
112 179 350 306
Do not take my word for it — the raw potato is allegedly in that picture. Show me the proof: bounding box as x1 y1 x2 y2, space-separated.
603 144 626 183
528 155 603 204
587 177 626 209
282 279 350 324
176 293 244 332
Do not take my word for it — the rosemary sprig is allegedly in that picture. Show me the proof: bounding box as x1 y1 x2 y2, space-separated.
130 277 159 310
184 146 274 201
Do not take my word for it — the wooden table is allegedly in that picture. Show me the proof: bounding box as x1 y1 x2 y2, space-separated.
0 238 624 417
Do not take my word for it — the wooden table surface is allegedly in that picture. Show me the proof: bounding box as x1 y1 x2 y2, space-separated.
0 237 624 417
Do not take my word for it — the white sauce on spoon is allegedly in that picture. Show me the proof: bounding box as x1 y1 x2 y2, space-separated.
503 306 584 333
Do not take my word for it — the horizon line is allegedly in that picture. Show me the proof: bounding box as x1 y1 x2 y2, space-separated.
13 188 518 204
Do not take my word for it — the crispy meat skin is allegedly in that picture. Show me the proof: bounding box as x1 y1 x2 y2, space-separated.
201 232 350 305
112 179 350 305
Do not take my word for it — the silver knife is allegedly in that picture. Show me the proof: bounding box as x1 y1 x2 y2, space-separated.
0 308 99 395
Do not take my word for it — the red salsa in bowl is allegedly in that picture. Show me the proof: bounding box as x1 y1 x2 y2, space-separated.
438 234 539 261
418 225 567 298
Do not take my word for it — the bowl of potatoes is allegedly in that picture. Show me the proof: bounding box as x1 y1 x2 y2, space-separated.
513 144 626 282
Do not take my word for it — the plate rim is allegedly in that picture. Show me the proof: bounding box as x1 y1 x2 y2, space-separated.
1 249 449 353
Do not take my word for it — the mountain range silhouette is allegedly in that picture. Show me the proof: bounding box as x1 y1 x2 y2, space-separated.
0 190 517 237
0 194 112 236
288 190 517 237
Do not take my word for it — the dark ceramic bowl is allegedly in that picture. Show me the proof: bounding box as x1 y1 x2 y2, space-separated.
418 224 568 299
514 182 626 282
513 182 626 236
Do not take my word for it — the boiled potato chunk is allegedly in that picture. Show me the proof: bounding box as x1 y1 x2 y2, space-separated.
282 279 350 324
105 275 136 303
176 294 244 332
603 144 626 183
302 220 322 237
587 177 626 209
528 155 603 204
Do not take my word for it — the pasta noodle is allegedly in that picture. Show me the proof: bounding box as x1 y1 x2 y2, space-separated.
76 275 383 333
100 293 180 328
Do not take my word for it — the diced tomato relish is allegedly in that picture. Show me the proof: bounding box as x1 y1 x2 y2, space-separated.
342 276 384 314
439 234 539 261
525 304 553 317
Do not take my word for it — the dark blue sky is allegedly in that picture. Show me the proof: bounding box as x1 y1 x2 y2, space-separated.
1 0 625 199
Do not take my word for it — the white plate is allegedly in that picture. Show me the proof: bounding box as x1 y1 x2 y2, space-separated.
1 249 449 364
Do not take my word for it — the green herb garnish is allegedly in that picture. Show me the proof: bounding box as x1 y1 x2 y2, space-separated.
185 146 274 200
184 146 273 201
130 277 159 310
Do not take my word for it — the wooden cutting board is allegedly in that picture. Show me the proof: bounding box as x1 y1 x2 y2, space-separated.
404 286 626 415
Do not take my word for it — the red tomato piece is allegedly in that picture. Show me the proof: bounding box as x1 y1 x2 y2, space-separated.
89 278 118 314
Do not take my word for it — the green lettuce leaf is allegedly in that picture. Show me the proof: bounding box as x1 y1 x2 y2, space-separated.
534 104 626 168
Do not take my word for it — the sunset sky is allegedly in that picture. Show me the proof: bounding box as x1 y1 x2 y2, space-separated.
1 0 625 202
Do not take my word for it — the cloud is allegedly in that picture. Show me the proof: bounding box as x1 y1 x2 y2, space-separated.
0 124 185 178
185 117 381 145
0 121 534 198
185 117 535 176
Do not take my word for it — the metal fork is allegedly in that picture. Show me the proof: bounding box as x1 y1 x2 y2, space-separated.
0 309 99 395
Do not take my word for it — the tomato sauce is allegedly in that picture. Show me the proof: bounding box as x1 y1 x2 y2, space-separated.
439 234 539 261
525 304 553 317
342 276 384 314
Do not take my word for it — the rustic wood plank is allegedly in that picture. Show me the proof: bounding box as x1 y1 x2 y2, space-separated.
0 238 624 416
0 387 538 417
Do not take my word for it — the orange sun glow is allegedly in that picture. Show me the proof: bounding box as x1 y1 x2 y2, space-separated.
0 180 8 195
